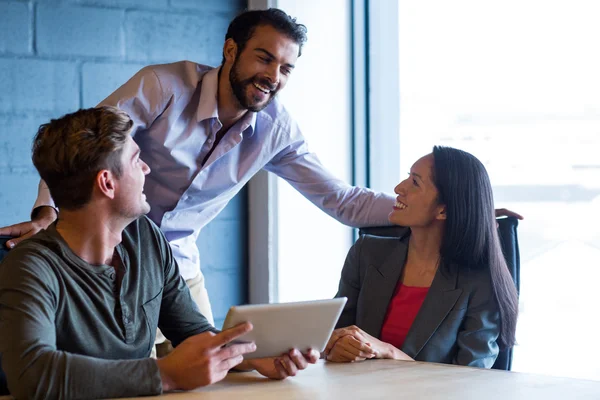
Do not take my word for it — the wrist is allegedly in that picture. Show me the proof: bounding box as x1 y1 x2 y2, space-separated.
386 345 413 361
34 206 57 224
156 358 176 392
235 359 255 372
382 343 397 359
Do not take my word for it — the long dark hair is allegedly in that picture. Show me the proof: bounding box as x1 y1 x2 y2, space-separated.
432 146 518 349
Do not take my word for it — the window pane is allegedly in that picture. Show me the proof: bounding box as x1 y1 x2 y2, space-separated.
399 0 600 380
275 0 353 302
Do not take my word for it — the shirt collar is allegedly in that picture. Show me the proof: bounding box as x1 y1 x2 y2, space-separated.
196 67 220 123
196 66 257 137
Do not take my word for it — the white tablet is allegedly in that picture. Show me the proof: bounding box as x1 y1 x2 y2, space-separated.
222 297 347 359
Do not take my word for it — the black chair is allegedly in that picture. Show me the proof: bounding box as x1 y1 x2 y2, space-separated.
0 236 12 395
358 216 520 371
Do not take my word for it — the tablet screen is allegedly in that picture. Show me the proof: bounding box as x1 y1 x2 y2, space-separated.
222 297 347 359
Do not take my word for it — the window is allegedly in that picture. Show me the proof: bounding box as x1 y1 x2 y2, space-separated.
396 0 600 380
274 0 354 302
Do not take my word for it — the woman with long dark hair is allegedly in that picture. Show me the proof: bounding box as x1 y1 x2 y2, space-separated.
325 146 518 368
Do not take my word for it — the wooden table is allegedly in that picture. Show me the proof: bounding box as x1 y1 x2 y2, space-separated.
123 360 600 400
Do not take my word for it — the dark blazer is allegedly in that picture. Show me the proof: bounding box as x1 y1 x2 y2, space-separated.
335 228 501 368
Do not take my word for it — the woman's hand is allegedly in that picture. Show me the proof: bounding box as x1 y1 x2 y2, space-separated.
325 332 376 362
324 325 413 362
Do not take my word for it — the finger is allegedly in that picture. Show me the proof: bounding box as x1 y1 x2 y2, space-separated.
327 351 364 363
331 345 365 362
339 347 365 362
212 322 253 347
347 329 371 346
218 354 244 371
324 338 337 355
324 337 337 355
343 345 375 359
288 349 308 370
6 229 37 249
0 223 33 248
278 355 298 376
338 338 373 359
304 348 320 364
218 342 257 360
324 329 347 354
0 222 29 236
274 358 289 379
346 336 376 357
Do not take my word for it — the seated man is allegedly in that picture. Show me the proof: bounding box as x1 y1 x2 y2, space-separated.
0 107 318 399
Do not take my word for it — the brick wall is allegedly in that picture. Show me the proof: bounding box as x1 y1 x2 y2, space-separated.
0 0 248 328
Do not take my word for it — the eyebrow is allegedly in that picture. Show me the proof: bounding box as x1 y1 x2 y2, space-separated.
131 148 141 161
411 172 424 182
255 48 295 69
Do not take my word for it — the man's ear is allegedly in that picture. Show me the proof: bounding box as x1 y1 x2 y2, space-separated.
435 204 447 221
223 38 238 65
96 169 116 200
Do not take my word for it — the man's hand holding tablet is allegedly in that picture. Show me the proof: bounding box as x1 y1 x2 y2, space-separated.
222 298 348 378
237 348 321 379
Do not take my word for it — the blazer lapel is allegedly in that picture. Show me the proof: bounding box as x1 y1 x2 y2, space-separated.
402 262 462 359
359 235 409 338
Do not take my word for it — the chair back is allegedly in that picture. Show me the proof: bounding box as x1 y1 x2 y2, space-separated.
0 236 12 395
358 217 520 371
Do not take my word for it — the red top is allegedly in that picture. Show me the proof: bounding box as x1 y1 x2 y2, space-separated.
380 283 430 349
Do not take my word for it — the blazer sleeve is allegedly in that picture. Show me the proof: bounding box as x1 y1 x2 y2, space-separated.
334 236 365 328
453 270 501 368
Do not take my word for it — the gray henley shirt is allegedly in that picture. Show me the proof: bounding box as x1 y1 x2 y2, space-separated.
0 216 216 399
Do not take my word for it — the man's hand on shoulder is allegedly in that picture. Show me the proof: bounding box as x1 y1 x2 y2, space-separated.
156 322 256 391
0 206 57 249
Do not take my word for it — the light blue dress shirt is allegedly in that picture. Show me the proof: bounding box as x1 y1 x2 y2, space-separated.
36 61 394 280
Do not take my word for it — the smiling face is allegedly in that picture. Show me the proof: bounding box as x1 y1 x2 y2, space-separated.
226 24 299 112
112 135 151 219
389 153 446 228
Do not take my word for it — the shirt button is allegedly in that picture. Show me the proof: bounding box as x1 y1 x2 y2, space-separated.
206 138 213 144
109 272 116 281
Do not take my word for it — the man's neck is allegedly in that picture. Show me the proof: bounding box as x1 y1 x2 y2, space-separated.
55 207 128 266
217 66 248 132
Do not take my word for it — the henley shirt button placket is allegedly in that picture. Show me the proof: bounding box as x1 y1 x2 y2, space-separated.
122 304 135 342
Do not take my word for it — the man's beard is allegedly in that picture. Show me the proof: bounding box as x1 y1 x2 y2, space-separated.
229 57 278 112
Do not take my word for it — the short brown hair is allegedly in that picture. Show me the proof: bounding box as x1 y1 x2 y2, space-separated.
32 106 133 210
